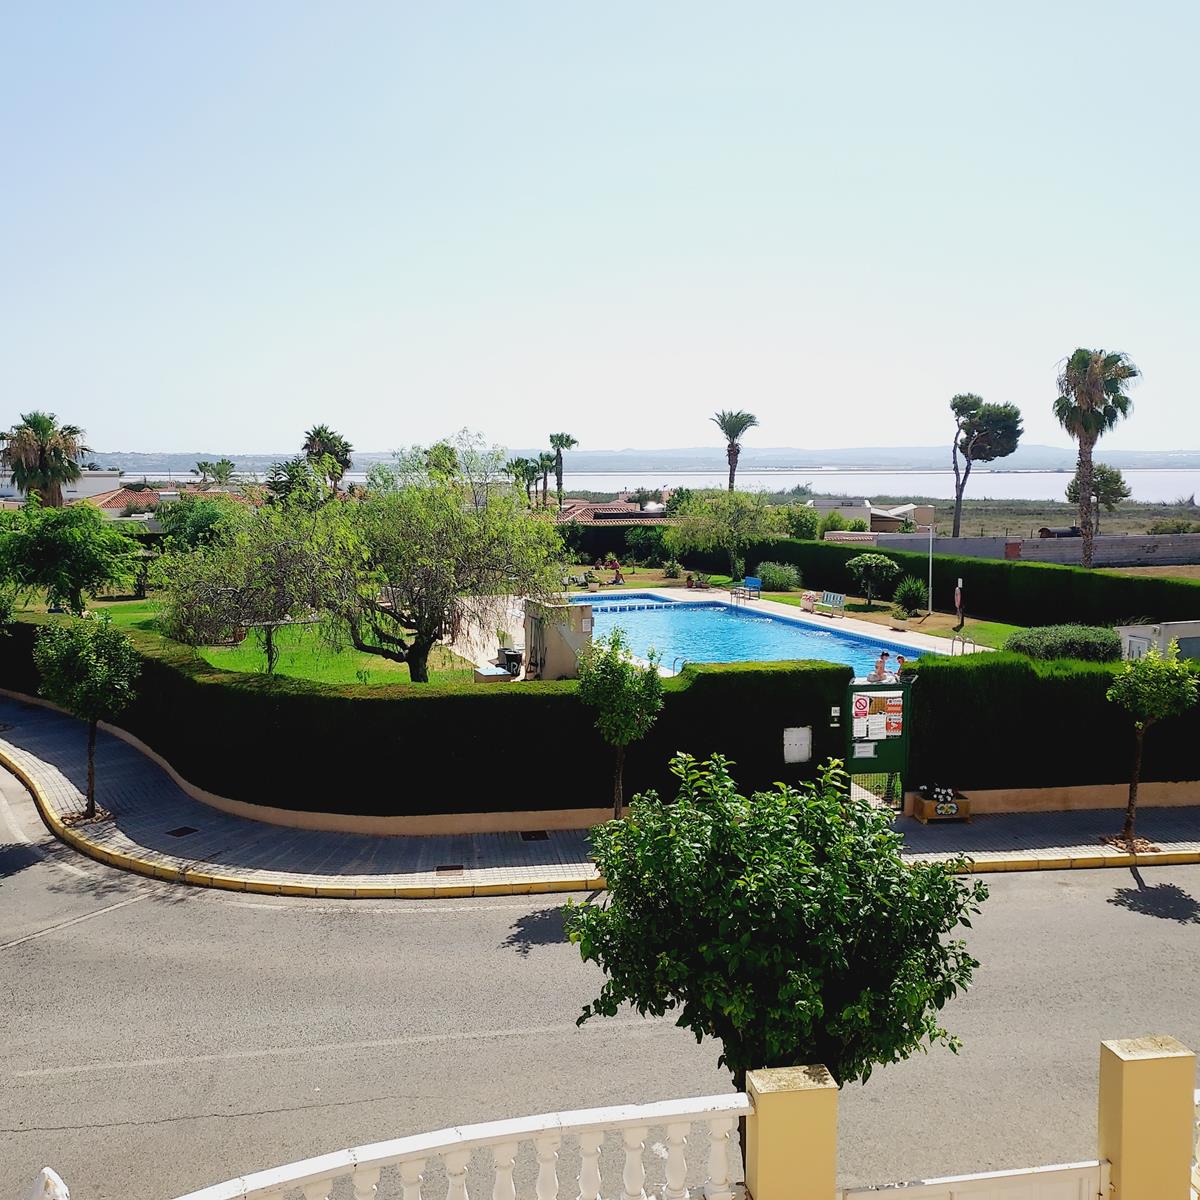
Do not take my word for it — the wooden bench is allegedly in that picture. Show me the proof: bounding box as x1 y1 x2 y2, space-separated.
729 575 762 601
814 590 846 617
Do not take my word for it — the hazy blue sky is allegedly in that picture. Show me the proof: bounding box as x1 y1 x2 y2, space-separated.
2 1 1195 453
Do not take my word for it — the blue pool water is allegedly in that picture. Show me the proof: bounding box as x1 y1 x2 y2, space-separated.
571 594 927 675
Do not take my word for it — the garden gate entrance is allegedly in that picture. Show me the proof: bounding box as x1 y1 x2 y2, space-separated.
844 678 912 811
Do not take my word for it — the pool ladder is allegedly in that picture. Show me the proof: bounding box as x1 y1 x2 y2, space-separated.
949 633 978 656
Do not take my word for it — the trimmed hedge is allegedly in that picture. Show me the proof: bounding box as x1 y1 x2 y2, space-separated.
1004 624 1121 662
905 653 1200 790
1 618 850 817
682 536 1200 627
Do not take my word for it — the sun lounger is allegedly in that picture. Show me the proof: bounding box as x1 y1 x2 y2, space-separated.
814 590 846 617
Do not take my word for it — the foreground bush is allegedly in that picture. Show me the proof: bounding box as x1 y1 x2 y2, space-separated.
1004 624 1121 662
755 560 801 591
566 754 987 1088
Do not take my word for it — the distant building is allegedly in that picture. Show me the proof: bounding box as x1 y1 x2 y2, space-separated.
806 498 935 532
0 468 122 502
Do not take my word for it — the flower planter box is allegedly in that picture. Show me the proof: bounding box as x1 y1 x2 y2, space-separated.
913 793 971 824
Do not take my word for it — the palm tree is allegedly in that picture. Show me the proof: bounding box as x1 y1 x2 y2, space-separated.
302 424 354 488
549 432 578 509
191 460 215 485
1054 350 1138 567
711 410 759 491
505 457 539 506
210 458 236 485
0 411 90 507
537 451 556 507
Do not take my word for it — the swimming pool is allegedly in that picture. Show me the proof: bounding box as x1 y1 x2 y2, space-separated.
570 593 928 676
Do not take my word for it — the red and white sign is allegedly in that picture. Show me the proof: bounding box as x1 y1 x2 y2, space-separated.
853 694 870 719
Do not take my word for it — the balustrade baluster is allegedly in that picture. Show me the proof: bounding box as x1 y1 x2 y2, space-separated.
663 1121 690 1200
400 1157 426 1200
534 1133 560 1200
445 1148 471 1200
352 1166 381 1200
621 1126 648 1200
491 1141 518 1200
576 1130 603 1200
703 1117 735 1200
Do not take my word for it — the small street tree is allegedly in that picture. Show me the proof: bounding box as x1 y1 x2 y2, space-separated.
949 394 1023 537
576 629 664 819
0 500 140 613
846 553 901 608
1066 463 1131 536
665 491 785 577
565 754 987 1093
1106 643 1198 846
33 616 141 819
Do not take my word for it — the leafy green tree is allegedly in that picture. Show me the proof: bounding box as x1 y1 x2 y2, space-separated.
158 505 341 674
0 500 139 613
0 411 90 507
549 432 579 509
565 754 987 1092
1106 643 1198 845
665 491 785 575
266 455 333 509
303 424 354 488
576 629 664 819
504 456 540 506
1066 463 1131 535
664 486 693 515
156 494 250 550
949 394 1023 536
328 476 564 683
624 525 667 566
846 553 901 608
711 410 759 491
1054 349 1138 566
33 616 141 818
785 504 821 540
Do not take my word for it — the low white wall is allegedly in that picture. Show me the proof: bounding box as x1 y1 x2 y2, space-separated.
875 532 1200 567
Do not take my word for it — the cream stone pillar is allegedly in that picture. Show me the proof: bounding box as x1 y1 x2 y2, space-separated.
745 1065 838 1200
1098 1035 1196 1200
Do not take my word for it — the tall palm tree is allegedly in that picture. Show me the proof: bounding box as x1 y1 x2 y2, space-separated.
191 461 215 485
549 432 578 509
505 457 539 506
537 451 556 507
302 424 354 488
1054 349 1138 567
210 458 236 485
711 410 759 491
0 411 90 507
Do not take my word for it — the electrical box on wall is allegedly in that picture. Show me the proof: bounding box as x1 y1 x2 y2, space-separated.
783 726 813 763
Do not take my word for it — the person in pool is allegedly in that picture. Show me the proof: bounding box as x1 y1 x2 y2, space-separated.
867 651 891 682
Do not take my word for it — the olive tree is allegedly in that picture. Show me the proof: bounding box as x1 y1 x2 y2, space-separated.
846 553 901 608
33 616 140 818
576 629 664 818
565 754 987 1093
1107 643 1198 845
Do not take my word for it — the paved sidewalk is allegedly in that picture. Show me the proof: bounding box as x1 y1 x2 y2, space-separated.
2 697 1199 897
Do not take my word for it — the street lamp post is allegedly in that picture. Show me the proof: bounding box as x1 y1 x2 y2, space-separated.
916 522 934 613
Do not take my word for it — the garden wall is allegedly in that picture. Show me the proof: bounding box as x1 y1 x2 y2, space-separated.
1 619 849 818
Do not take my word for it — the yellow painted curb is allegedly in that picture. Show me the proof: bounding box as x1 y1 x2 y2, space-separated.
5 742 1199 898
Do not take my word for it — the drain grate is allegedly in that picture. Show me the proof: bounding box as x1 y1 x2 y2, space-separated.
520 830 549 842
165 825 198 838
435 864 465 875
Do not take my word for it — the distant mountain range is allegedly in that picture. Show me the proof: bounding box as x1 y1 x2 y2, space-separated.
92 444 1200 477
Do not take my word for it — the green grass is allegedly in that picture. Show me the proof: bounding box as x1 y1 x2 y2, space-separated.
89 596 474 686
922 620 1023 649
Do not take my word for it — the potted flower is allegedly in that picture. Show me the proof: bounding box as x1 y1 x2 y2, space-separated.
913 783 970 824
584 570 600 593
801 590 819 612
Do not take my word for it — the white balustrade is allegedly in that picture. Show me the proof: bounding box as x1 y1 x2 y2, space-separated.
163 1093 752 1200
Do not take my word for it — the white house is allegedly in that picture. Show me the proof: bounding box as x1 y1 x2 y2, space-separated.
0 468 123 502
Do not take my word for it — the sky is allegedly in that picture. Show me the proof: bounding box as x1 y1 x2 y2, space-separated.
2 1 1196 454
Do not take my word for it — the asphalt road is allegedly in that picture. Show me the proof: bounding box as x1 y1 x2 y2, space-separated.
3 768 1200 1200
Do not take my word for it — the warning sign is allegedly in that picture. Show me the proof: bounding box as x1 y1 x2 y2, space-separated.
852 694 870 719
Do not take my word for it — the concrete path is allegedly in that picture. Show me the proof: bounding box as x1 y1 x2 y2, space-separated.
2 697 1198 897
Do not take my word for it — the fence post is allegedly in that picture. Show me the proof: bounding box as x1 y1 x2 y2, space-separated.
745 1064 838 1200
1098 1035 1196 1200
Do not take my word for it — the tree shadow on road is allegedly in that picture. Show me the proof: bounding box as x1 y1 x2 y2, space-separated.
0 841 40 879
501 906 569 956
1108 868 1200 925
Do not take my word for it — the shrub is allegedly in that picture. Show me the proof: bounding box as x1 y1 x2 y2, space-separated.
1148 519 1198 535
756 561 801 591
1004 624 1121 662
818 510 849 536
662 558 683 579
625 525 668 566
784 505 820 540
847 518 869 532
893 575 927 616
846 553 901 606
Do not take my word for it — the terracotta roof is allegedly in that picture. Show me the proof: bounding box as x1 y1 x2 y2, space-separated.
81 485 253 511
555 499 677 527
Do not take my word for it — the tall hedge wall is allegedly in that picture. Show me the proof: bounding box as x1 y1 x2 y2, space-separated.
1 619 849 817
685 537 1200 627
905 653 1200 790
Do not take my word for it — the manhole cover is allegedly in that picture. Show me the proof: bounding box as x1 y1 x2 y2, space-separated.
435 864 465 875
166 826 198 838
520 830 549 842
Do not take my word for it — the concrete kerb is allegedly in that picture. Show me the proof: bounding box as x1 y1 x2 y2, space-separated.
4 728 1199 899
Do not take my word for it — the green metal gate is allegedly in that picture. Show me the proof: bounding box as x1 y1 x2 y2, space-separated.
844 680 912 811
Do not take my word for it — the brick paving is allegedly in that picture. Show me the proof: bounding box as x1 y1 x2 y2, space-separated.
2 697 1198 895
